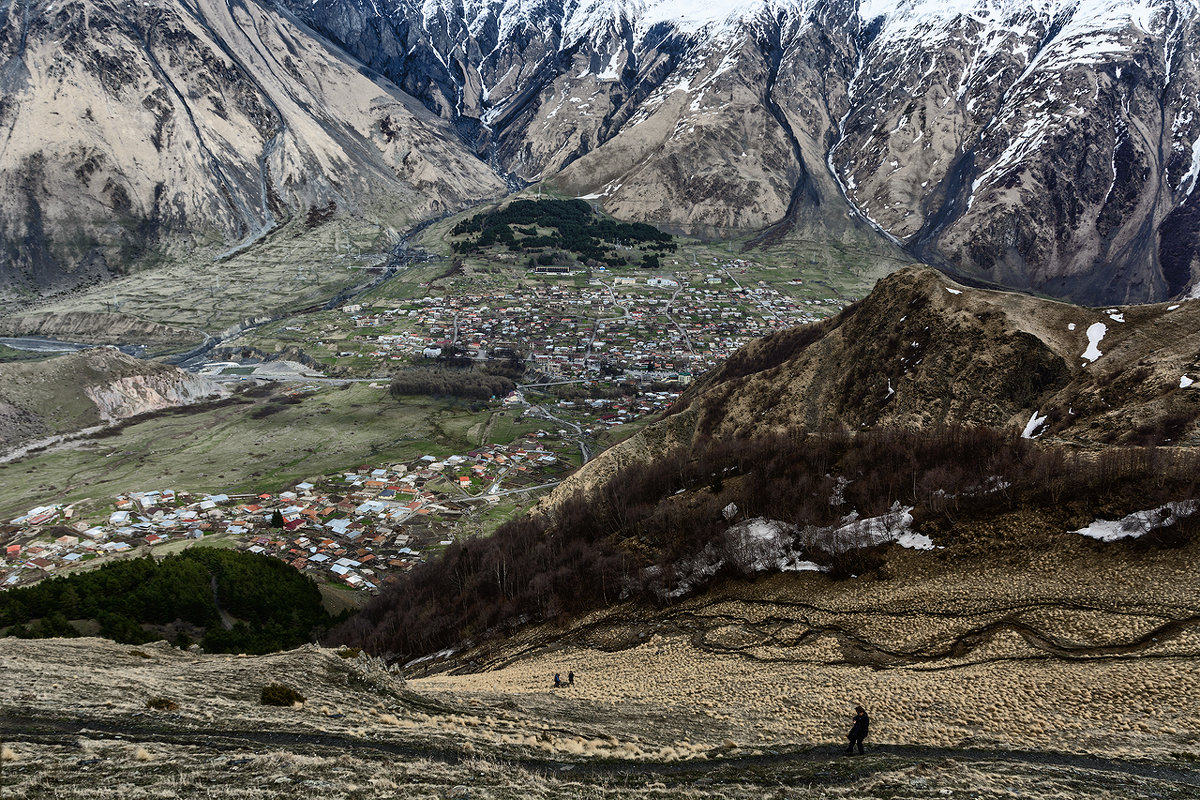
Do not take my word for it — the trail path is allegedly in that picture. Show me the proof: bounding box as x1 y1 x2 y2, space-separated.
4 712 1197 789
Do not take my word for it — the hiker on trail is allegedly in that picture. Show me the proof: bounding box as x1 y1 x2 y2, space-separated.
845 705 869 755
554 673 561 688
567 671 575 686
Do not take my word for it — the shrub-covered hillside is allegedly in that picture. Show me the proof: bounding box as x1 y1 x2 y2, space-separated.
330 425 1200 662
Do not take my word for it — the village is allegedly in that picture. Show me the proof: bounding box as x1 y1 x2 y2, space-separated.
0 255 849 598
0 433 575 594
254 257 848 383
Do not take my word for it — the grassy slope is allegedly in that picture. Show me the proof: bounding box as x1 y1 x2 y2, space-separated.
26 216 388 334
0 385 490 518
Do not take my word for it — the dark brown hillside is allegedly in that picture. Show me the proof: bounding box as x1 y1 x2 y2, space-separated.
563 266 1200 505
678 267 1075 438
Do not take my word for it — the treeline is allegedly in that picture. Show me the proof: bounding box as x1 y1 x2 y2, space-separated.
390 367 516 401
0 549 333 654
450 198 676 265
330 425 1200 662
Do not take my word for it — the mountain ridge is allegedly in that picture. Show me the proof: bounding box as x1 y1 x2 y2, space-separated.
4 0 1200 304
279 0 1200 303
538 265 1200 506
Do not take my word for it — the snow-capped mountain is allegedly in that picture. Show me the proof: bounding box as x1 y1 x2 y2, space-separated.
3 0 1199 303
278 0 1200 303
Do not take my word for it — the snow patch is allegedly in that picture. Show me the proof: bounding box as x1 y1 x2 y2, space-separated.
1182 375 1195 388
1073 501 1198 542
728 518 826 573
827 504 923 552
1179 134 1200 196
945 287 962 295
1022 410 1048 439
1081 322 1107 363
1067 322 1076 331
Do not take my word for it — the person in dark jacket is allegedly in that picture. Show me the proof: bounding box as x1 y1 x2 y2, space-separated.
845 705 869 754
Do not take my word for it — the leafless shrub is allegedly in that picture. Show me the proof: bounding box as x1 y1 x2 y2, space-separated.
146 696 179 711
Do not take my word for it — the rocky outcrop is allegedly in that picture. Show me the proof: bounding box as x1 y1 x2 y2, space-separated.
83 372 217 424
833 1 1200 305
0 347 222 453
0 0 506 301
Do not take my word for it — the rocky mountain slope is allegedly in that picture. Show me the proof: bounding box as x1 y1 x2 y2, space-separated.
277 0 1200 303
0 347 221 454
0 311 205 353
6 0 1200 305
0 0 505 301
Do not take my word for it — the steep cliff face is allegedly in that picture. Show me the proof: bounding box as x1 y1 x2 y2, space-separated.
83 370 217 424
835 0 1200 304
0 0 505 300
0 347 222 452
279 0 1200 303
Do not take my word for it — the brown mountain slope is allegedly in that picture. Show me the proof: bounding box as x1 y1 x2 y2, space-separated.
0 0 505 300
545 266 1200 504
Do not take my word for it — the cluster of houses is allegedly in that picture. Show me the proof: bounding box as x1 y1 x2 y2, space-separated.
0 438 569 593
328 260 845 381
554 391 682 431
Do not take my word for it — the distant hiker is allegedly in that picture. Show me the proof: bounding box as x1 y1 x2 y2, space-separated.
567 671 575 686
554 673 561 688
845 705 869 755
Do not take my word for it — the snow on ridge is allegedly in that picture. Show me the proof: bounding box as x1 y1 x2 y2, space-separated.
862 0 1200 207
560 0 812 43
411 0 1200 52
858 0 1197 36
